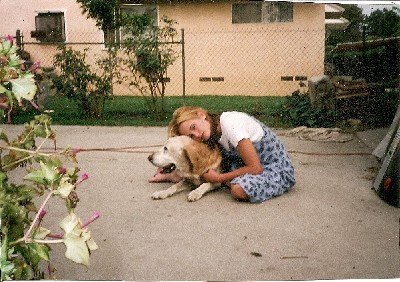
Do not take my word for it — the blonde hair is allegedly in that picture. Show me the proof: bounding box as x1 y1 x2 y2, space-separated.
168 106 209 137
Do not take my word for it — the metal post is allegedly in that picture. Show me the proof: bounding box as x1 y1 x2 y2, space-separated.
181 28 186 104
362 24 366 80
16 29 22 49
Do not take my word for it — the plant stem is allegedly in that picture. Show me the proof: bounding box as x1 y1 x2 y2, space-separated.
31 239 64 244
23 190 55 242
0 146 37 155
0 137 57 169
2 154 33 169
12 237 64 245
20 127 35 144
1 231 8 281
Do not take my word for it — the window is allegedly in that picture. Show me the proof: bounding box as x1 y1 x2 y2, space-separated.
120 4 158 40
120 4 158 23
232 2 262 24
232 1 293 24
32 12 65 43
105 4 158 45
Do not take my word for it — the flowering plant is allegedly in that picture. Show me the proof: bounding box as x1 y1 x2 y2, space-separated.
0 35 99 280
0 35 39 123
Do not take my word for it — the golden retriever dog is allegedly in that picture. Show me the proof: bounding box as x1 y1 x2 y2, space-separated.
148 135 222 201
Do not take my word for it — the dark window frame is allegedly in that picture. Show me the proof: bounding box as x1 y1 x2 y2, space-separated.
232 1 293 24
105 4 158 46
34 12 65 43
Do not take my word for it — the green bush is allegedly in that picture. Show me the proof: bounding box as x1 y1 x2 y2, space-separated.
0 35 98 280
52 46 111 119
279 90 339 128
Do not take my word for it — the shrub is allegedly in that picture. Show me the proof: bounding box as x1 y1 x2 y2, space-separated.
0 35 38 124
52 45 112 119
280 90 339 128
120 14 179 121
1 115 99 279
0 35 99 280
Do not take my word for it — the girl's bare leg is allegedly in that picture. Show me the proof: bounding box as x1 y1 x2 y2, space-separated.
227 183 249 201
148 167 182 183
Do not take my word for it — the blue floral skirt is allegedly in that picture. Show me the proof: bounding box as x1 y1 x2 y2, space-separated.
222 123 295 203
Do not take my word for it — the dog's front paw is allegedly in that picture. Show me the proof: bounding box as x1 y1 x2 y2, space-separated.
187 189 203 202
152 190 170 200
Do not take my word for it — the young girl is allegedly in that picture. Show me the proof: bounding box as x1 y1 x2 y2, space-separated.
149 106 295 203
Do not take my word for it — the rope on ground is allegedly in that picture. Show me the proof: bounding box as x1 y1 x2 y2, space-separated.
280 126 353 143
288 150 371 156
41 137 371 156
74 145 372 156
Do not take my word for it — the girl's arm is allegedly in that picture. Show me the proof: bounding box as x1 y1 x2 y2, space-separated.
202 138 263 183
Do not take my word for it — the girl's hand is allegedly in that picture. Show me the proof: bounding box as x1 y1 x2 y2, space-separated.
202 139 263 184
202 169 222 183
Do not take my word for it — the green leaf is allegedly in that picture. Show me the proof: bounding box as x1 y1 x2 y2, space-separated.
0 232 15 281
59 213 97 267
0 171 7 182
33 227 51 240
28 242 50 261
0 128 9 143
57 180 75 198
0 40 11 55
16 263 34 280
1 261 15 273
0 85 7 96
0 260 15 280
59 213 79 235
39 161 57 182
23 170 46 184
33 125 47 138
63 232 90 267
15 185 35 202
85 235 98 252
8 52 22 67
10 77 37 102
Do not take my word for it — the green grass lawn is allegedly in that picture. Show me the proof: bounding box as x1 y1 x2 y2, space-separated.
10 95 292 128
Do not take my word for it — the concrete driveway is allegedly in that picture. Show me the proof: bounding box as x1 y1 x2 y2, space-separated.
2 125 399 280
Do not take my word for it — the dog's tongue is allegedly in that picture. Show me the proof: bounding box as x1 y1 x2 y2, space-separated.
160 163 176 174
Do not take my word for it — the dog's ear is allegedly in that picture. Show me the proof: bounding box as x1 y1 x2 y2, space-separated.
182 147 194 173
184 142 219 175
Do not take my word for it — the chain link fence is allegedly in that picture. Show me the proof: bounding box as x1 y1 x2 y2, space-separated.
18 26 325 97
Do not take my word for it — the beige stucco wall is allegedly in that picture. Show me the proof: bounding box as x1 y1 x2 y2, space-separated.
1 0 103 67
1 0 101 42
1 0 326 97
160 2 325 96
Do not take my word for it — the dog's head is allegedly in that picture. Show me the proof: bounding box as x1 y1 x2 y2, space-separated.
148 135 193 175
148 135 221 177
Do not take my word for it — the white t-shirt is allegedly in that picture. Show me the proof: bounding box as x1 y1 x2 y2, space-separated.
218 111 264 150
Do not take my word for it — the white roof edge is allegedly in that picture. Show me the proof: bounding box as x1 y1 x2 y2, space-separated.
325 17 350 24
286 0 400 4
325 3 345 13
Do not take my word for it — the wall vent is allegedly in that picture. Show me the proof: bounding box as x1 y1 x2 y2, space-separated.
200 77 224 82
295 76 307 81
281 76 293 81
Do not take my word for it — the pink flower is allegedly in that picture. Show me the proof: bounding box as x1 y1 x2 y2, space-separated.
81 211 100 229
6 34 13 44
28 60 41 72
36 208 47 227
58 166 67 174
39 209 47 220
47 232 64 239
29 100 40 110
75 173 89 186
6 106 12 124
